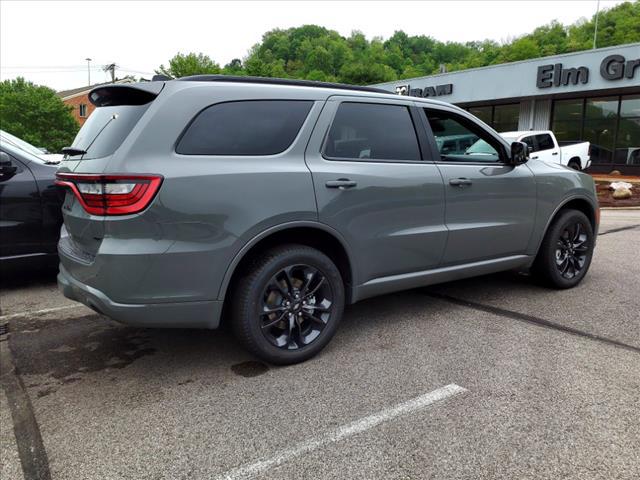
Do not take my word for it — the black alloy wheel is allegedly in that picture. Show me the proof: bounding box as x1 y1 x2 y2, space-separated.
232 245 345 364
555 221 589 279
533 209 594 289
260 264 333 350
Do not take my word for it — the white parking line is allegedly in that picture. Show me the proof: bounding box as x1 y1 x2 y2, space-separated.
0 304 85 321
215 383 467 480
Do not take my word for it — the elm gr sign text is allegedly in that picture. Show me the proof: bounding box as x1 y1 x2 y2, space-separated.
536 53 640 89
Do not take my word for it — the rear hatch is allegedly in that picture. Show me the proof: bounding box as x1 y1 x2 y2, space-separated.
57 83 164 261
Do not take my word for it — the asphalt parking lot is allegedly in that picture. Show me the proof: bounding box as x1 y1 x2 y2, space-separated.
1 209 639 480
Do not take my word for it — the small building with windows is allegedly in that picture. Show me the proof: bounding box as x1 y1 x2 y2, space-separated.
373 43 640 174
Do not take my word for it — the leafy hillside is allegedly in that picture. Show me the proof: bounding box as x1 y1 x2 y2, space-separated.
157 0 640 84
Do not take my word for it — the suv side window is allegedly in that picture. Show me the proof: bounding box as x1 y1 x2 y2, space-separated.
424 108 503 163
323 102 421 161
535 134 555 151
521 135 537 152
176 100 313 156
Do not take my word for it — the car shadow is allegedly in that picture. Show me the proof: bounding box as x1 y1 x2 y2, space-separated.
9 271 536 392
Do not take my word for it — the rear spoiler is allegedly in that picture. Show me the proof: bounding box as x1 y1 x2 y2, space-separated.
88 82 165 107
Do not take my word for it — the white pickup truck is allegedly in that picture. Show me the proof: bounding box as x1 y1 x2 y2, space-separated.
500 130 591 171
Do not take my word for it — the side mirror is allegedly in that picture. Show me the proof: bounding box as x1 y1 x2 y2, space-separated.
0 151 18 177
510 141 529 165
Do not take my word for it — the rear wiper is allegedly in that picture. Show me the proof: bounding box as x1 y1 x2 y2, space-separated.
61 147 87 156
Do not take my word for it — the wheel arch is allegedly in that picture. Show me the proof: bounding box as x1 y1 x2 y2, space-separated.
535 195 598 257
218 221 356 308
567 157 582 169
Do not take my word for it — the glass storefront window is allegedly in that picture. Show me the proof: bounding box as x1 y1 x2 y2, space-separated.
583 97 618 164
466 104 519 131
552 99 584 143
616 94 640 166
468 106 492 125
492 104 520 132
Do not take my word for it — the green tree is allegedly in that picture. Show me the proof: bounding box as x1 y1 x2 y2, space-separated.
222 58 245 75
0 77 79 153
156 0 640 84
156 52 221 78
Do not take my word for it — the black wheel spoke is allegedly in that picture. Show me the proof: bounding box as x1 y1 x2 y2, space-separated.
261 311 287 329
263 305 286 314
303 276 326 300
302 310 326 326
307 304 330 313
572 223 582 242
268 277 291 301
300 270 317 297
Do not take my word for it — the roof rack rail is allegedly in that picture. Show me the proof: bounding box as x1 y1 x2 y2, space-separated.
176 75 391 94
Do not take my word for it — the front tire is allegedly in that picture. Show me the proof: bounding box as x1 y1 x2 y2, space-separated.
532 209 594 289
231 244 345 365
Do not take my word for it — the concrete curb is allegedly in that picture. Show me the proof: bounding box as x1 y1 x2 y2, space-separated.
600 207 640 210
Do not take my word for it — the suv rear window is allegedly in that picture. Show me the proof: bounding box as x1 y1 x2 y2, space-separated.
324 103 421 161
68 105 150 160
176 100 313 156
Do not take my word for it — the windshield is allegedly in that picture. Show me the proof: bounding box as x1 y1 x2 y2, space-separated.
65 104 149 160
0 129 49 162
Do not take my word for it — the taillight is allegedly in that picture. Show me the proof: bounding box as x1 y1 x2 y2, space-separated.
55 173 163 216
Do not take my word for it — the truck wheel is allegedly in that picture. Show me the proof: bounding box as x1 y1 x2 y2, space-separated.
567 160 581 170
231 244 345 365
532 209 594 289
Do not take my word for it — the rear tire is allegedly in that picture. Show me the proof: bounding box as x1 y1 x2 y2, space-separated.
567 159 581 170
231 244 345 365
532 209 594 289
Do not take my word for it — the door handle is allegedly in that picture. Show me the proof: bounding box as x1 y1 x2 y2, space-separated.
531 155 539 159
551 152 559 156
326 179 357 189
449 178 473 187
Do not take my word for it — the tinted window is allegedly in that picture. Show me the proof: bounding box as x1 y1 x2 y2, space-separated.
68 105 150 160
521 136 536 152
177 100 313 156
324 103 420 161
536 134 555 151
425 109 502 163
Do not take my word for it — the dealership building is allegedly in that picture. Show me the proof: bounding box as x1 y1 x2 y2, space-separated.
374 43 640 174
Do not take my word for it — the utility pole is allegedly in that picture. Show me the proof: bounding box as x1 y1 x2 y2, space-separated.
593 0 601 49
104 63 117 83
85 57 92 85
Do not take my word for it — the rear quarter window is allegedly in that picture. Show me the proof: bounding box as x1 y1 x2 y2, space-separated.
176 100 313 156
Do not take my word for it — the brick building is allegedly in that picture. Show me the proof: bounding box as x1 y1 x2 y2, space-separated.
57 79 135 126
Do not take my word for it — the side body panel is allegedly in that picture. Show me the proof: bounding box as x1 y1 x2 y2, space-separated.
29 160 64 254
0 152 42 258
419 105 538 265
525 160 599 255
305 95 448 285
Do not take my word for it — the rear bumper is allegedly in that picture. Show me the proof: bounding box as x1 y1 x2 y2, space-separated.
58 263 223 329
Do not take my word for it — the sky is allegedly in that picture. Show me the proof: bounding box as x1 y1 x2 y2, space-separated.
0 0 628 91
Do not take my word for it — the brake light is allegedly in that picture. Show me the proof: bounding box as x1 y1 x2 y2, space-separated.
55 173 163 216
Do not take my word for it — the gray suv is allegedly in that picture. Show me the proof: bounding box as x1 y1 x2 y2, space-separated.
57 76 599 364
